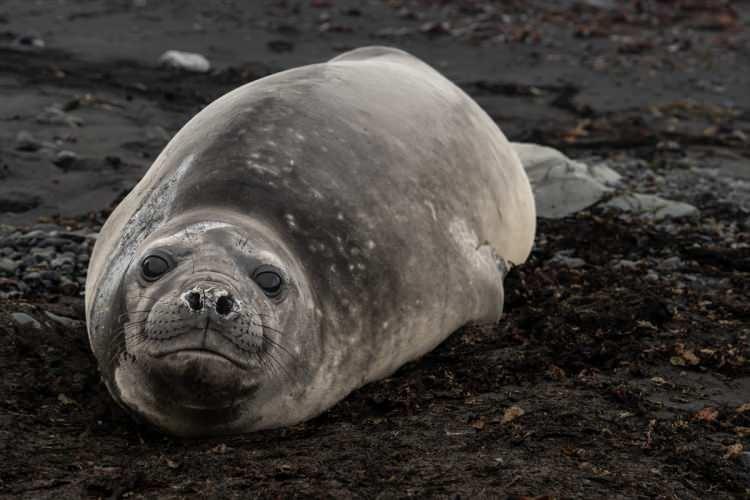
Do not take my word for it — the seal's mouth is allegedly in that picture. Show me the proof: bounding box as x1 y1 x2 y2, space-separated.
145 348 260 411
154 348 244 369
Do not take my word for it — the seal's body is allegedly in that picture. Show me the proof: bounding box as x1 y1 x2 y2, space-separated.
85 47 535 436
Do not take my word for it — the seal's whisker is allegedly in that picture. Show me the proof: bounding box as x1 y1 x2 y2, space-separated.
257 327 299 362
262 350 294 382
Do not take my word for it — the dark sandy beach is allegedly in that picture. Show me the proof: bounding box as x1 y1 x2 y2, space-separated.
1 1 749 497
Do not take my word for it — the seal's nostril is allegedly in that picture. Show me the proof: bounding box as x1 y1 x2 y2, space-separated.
186 291 203 311
216 295 234 316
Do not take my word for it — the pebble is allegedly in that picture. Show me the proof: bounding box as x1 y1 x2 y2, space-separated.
513 142 618 219
45 311 84 329
613 259 639 270
15 131 42 152
51 255 75 269
0 257 20 275
604 194 699 221
659 256 684 271
53 150 79 169
549 250 586 268
13 33 45 49
158 50 211 73
0 224 95 298
12 312 41 329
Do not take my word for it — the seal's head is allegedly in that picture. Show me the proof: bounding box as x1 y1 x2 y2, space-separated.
95 210 319 436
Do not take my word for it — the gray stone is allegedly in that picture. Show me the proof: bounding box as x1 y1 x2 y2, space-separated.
45 311 84 329
21 230 46 240
659 256 684 271
13 33 45 49
549 250 586 268
50 255 75 269
613 259 640 271
159 50 211 73
604 193 699 220
30 247 55 259
0 257 20 274
59 278 80 296
12 312 41 329
15 131 42 152
53 150 79 169
512 142 621 219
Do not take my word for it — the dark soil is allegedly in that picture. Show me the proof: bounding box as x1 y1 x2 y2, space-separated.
1 0 749 498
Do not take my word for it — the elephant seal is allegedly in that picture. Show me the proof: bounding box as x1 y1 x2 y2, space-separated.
85 46 536 436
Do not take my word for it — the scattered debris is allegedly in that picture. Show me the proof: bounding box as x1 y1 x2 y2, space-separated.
501 405 525 424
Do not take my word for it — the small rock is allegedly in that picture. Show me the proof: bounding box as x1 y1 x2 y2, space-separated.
50 255 75 269
604 193 699 221
512 142 621 219
613 259 639 270
659 256 683 271
31 247 55 259
45 311 84 329
59 278 80 296
12 312 41 329
0 257 20 275
53 150 79 169
549 250 586 268
15 131 42 152
13 33 45 49
158 50 211 73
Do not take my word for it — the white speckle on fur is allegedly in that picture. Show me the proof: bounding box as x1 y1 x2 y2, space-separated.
91 154 195 346
424 200 437 221
182 221 232 235
246 160 278 176
448 218 483 268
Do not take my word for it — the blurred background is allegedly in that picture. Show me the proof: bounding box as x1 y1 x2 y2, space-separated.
1 0 748 224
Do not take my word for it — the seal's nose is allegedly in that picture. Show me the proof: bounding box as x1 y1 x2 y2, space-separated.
181 286 238 318
185 291 203 311
215 294 235 317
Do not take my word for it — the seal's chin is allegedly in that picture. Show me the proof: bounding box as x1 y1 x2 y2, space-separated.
146 349 259 411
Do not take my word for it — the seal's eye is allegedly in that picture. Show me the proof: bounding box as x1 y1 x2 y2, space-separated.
253 267 283 297
141 255 170 281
